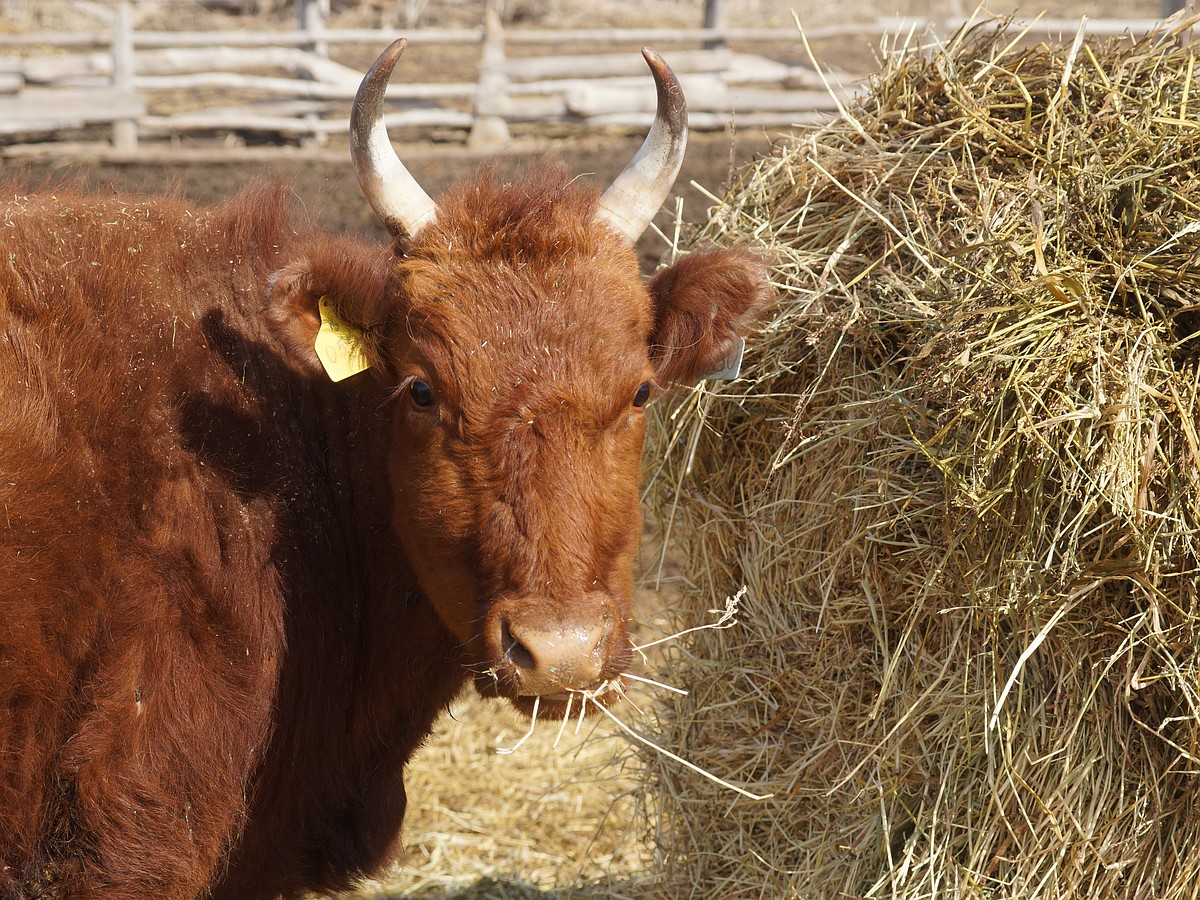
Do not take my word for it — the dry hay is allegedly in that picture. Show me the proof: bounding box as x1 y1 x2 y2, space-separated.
326 688 657 899
645 14 1200 899
323 566 704 899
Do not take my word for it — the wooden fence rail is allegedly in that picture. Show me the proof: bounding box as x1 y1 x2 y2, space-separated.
0 9 1183 159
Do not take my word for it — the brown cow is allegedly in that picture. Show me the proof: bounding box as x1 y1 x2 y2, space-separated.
0 40 769 899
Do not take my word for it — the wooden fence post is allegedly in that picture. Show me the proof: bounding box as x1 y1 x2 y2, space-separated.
703 0 727 50
469 4 511 151
297 0 329 58
111 2 137 152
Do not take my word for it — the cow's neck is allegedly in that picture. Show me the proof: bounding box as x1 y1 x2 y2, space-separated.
320 377 468 714
300 375 467 755
216 379 466 899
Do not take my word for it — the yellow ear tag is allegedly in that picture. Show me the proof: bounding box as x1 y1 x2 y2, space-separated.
314 296 371 383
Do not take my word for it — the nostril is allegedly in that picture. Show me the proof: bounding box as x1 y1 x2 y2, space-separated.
500 617 536 672
485 594 622 697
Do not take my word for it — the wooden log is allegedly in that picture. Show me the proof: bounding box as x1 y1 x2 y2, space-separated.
0 31 111 49
3 140 119 159
0 27 482 50
138 47 362 84
565 78 846 117
501 48 733 82
23 47 363 86
22 54 111 83
475 93 566 121
2 143 484 164
142 102 827 135
140 113 341 136
496 60 844 96
297 0 329 57
0 87 144 134
584 109 833 129
138 108 472 135
200 99 343 118
565 73 726 117
469 4 510 151
725 87 850 111
131 71 475 101
703 0 727 50
129 27 481 48
111 3 137 152
722 52 792 83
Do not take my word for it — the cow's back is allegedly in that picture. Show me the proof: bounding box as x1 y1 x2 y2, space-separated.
0 184 306 898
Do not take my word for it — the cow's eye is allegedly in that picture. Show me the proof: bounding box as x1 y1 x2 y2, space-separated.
632 382 652 408
409 379 435 408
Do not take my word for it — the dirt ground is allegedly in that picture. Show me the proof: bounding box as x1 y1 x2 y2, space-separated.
4 129 776 264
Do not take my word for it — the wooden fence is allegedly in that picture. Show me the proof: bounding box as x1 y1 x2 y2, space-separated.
0 8 1183 159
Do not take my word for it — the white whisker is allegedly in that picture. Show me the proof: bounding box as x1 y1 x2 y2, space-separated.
495 695 539 755
612 681 645 717
585 693 773 801
552 693 574 749
574 687 589 735
621 671 689 696
592 679 619 698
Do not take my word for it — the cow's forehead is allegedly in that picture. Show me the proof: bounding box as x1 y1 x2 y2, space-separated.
396 255 651 417
401 247 649 331
381 163 656 411
398 161 647 304
397 214 652 352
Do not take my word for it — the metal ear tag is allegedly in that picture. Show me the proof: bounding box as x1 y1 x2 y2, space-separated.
702 336 745 382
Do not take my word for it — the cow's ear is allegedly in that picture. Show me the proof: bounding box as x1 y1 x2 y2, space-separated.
646 248 772 386
267 240 393 382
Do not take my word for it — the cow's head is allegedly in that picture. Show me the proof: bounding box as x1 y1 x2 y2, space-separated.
272 40 770 717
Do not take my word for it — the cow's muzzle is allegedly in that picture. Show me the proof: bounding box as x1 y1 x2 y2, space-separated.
478 592 628 700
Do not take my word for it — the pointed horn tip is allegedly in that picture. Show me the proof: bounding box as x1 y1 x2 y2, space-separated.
640 47 670 73
359 37 408 89
378 37 409 69
641 48 687 130
353 38 409 130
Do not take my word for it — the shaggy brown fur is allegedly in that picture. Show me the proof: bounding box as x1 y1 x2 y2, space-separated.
0 163 770 899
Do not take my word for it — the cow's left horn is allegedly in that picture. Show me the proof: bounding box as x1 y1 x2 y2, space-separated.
351 38 438 238
595 49 688 244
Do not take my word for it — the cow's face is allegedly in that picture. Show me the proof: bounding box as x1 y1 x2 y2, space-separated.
384 184 652 712
269 41 770 717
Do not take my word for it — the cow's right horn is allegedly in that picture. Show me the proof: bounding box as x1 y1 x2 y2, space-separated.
595 49 688 244
351 38 438 238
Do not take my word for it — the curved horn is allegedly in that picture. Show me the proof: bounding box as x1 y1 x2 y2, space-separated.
350 38 438 238
595 48 688 244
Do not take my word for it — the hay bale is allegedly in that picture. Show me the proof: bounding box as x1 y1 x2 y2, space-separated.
646 16 1200 899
